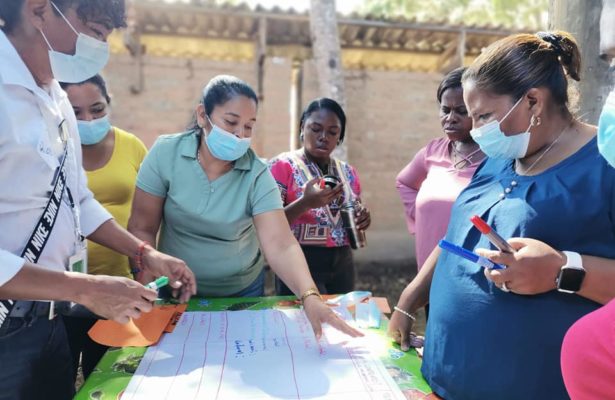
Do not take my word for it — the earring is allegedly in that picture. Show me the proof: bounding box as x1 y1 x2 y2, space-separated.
300 134 304 141
531 115 542 126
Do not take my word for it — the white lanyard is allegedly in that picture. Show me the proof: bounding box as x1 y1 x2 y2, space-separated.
59 120 85 251
38 90 86 253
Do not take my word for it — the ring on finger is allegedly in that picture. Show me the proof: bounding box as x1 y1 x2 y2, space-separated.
501 282 510 292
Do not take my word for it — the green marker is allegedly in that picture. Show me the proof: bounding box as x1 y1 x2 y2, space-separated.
145 276 169 290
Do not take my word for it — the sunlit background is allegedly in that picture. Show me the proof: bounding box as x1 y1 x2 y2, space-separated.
158 0 550 29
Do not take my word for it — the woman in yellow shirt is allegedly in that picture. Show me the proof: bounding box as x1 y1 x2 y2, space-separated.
61 75 147 380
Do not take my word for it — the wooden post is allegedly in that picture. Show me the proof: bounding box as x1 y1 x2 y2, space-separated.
458 29 467 66
289 59 304 151
549 0 612 123
255 17 267 102
437 29 466 74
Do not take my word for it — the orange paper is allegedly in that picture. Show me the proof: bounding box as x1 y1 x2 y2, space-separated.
164 305 188 333
88 304 187 347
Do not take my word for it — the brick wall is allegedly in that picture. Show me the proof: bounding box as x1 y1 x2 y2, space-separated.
103 54 445 267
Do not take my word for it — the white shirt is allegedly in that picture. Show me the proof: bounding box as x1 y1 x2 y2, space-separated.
0 31 111 286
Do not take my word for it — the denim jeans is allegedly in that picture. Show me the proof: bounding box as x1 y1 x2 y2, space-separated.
232 268 266 297
0 316 74 400
63 315 108 380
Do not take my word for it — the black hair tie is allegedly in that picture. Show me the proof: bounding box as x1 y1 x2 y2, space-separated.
536 31 565 57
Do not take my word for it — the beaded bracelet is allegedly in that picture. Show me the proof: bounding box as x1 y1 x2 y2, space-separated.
393 306 416 321
300 288 322 304
131 241 150 275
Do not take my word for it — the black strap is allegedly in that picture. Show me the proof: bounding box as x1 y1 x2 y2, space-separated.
0 145 69 327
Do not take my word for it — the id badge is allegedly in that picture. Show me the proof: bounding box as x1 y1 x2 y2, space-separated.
68 248 87 274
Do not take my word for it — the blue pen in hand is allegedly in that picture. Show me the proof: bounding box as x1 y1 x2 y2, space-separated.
438 239 506 270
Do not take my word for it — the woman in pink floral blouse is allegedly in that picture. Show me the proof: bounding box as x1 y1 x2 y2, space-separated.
269 98 371 295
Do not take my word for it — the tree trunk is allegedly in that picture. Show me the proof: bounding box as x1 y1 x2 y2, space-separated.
549 0 612 124
309 0 348 161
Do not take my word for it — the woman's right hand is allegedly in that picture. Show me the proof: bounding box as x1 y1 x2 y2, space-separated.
302 295 364 339
301 177 344 209
388 306 417 351
76 274 157 324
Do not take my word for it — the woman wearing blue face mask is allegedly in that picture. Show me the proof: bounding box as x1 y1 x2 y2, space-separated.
60 74 148 381
128 75 362 340
389 31 615 400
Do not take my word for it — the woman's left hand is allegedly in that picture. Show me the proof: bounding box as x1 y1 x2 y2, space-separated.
142 246 197 303
476 237 565 295
355 206 371 231
302 295 364 339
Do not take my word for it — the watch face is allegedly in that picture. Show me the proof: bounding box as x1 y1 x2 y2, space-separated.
558 268 586 293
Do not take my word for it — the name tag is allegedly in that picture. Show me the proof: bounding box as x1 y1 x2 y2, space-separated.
68 247 87 274
37 137 59 170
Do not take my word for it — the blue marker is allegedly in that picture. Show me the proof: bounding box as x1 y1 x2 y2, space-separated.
438 239 506 270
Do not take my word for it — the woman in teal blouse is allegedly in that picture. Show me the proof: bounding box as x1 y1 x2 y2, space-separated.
129 75 360 338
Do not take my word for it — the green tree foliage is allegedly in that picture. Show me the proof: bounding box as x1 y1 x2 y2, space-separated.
358 0 548 30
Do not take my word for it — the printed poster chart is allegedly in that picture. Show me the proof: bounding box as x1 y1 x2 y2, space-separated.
121 309 406 400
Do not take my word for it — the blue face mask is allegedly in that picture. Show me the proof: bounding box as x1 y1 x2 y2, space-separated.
469 96 533 159
598 89 615 167
205 116 251 161
78 115 111 145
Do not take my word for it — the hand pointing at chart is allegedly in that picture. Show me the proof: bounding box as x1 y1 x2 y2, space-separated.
301 294 364 340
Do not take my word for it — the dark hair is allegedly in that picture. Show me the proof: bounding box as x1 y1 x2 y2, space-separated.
188 75 258 132
60 74 111 104
299 98 347 143
1 0 126 34
436 67 466 103
462 31 581 115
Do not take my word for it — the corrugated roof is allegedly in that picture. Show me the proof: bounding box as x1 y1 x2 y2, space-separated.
136 0 522 32
131 0 522 56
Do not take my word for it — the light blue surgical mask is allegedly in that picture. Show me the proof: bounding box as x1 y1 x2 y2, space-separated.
78 115 111 145
204 116 251 161
470 96 533 159
598 89 615 167
39 2 110 83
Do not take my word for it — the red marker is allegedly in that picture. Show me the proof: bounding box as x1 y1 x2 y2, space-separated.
470 215 515 253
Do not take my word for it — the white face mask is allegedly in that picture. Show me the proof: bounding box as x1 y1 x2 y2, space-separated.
470 96 533 159
39 2 110 83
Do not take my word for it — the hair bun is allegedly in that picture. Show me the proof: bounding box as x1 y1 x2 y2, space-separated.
536 31 581 81
537 32 565 56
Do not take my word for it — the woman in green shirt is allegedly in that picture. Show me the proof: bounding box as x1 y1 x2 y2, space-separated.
128 75 360 338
